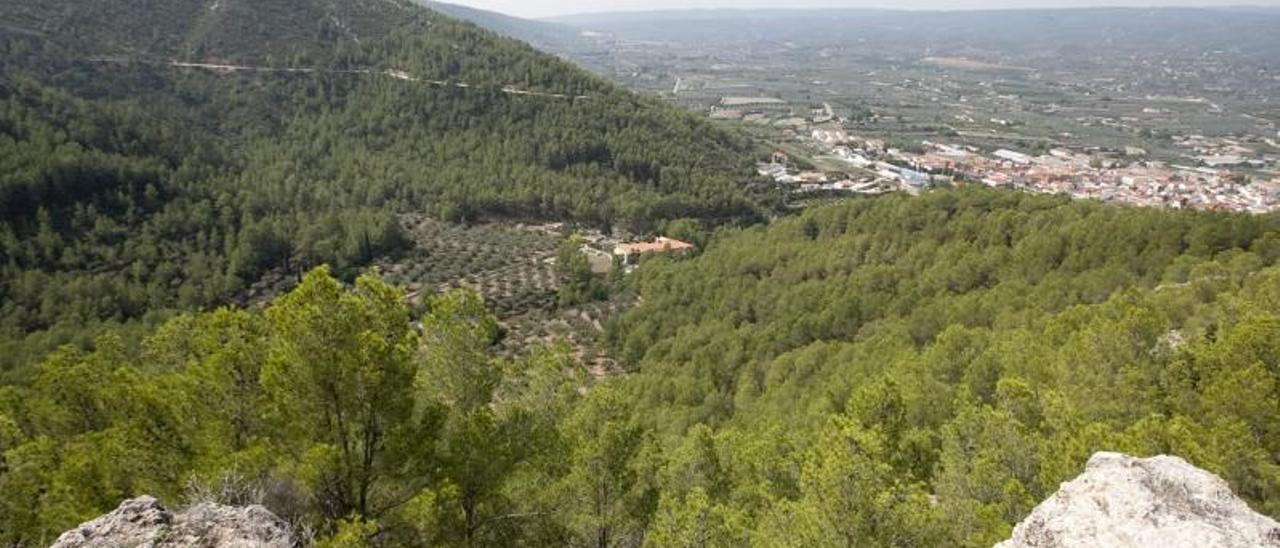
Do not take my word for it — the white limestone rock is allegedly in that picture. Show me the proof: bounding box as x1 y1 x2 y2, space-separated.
51 495 293 548
998 452 1280 548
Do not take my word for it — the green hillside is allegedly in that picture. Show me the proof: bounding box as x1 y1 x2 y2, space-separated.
607 189 1280 544
6 2 1279 546
4 189 1280 546
0 0 767 373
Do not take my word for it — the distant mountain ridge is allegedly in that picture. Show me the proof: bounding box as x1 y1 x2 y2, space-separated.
421 1 586 49
547 7 1280 60
417 1 616 74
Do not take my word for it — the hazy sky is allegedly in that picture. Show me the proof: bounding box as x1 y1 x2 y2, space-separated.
448 0 1278 18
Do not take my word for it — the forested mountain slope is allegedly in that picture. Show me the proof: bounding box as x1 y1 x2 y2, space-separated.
0 0 766 375
4 189 1279 546
606 189 1280 544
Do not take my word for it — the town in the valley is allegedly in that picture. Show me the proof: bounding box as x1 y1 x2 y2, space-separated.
760 126 1280 213
548 10 1280 215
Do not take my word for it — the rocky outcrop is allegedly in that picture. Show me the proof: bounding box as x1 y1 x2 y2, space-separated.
998 452 1280 548
51 495 293 548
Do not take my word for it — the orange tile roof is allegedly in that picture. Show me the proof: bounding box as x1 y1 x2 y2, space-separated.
614 237 694 256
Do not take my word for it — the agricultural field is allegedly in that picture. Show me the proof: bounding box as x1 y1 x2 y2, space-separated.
498 297 631 377
234 215 629 369
553 8 1280 176
376 216 628 371
377 216 564 317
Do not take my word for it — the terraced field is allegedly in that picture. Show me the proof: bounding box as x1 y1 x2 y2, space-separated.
378 216 564 317
498 298 631 377
242 215 625 372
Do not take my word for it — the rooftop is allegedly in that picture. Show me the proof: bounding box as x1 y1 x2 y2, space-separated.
614 237 695 257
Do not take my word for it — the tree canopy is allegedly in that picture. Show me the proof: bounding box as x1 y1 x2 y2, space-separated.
4 190 1280 546
604 189 1280 544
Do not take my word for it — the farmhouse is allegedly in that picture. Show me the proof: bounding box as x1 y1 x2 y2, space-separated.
614 237 695 265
